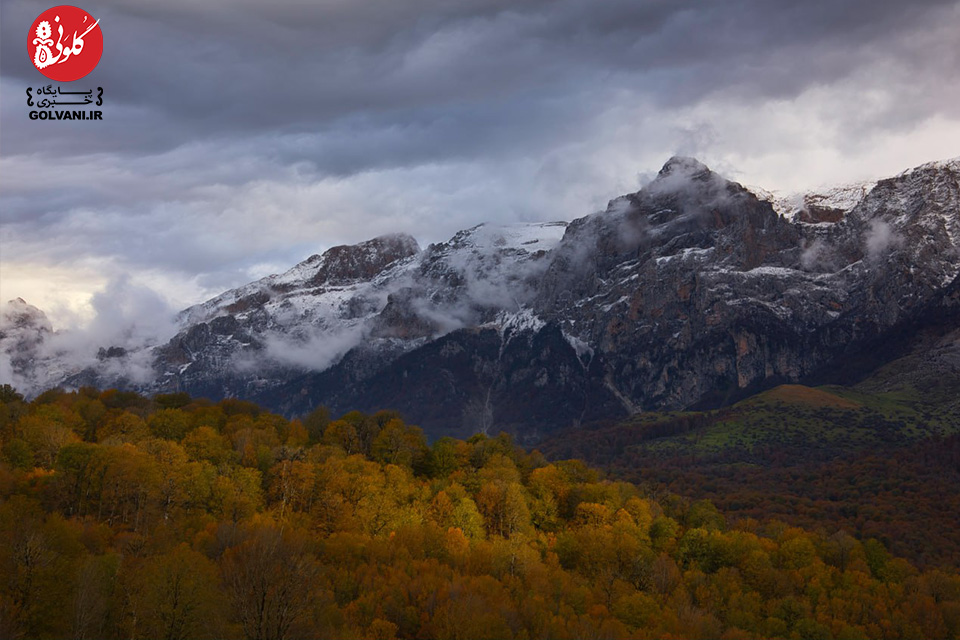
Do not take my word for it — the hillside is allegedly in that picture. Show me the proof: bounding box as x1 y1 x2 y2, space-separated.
538 341 960 568
2 386 959 639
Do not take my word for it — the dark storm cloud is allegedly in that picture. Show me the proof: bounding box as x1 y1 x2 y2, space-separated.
1 0 959 325
4 0 956 152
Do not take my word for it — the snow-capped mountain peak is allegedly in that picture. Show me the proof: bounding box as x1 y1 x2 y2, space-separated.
5 156 959 441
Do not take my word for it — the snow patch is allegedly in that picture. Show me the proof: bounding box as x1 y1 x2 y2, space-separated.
562 331 594 364
495 308 547 336
742 266 803 278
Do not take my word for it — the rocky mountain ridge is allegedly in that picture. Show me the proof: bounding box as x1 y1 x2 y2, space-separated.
3 156 958 440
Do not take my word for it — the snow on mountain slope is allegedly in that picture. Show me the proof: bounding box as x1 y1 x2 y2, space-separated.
749 181 875 223
178 222 567 331
4 157 958 441
0 298 53 391
129 221 569 399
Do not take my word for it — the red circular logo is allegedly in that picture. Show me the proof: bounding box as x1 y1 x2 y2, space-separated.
28 6 102 82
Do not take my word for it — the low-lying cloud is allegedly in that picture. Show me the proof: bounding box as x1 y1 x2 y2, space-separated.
865 219 902 261
0 277 180 395
259 324 369 372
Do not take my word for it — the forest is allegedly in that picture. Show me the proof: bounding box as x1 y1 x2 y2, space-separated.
539 384 960 570
1 385 959 640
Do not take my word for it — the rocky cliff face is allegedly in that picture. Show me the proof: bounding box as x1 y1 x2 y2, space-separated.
4 157 958 440
533 157 960 412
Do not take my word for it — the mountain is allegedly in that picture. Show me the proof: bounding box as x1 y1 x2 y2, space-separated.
3 156 958 440
0 298 52 391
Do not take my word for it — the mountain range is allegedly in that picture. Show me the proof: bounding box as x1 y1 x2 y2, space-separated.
3 156 958 441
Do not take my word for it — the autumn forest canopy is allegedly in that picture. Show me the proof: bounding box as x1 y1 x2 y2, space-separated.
1 384 959 640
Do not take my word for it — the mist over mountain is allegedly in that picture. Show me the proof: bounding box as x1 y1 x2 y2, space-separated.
3 156 958 440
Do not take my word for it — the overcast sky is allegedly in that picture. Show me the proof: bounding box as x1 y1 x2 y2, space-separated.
2 0 960 329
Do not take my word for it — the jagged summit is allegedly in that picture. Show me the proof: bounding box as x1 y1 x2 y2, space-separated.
5 157 960 441
1 298 52 333
544 157 787 312
301 233 420 287
603 157 741 219
644 156 758 215
656 155 713 179
299 233 419 266
897 155 960 176
1 299 54 394
274 232 420 289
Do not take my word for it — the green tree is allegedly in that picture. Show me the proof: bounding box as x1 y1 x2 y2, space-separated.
149 409 193 440
371 419 427 469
